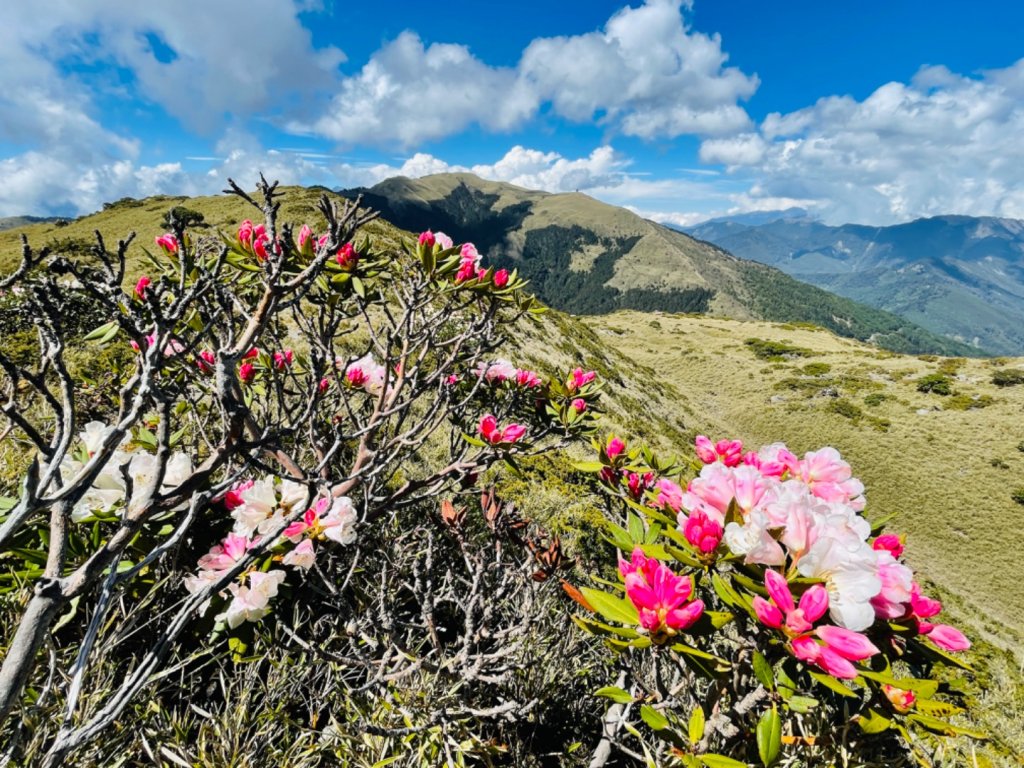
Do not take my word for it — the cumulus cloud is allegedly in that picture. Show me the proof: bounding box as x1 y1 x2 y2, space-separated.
292 0 757 146
700 59 1024 224
0 0 344 136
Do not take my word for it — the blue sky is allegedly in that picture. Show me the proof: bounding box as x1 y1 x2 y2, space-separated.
2 0 1023 225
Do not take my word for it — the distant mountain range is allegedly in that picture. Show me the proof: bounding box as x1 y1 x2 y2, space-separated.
0 215 63 231
685 214 1024 355
342 174 976 356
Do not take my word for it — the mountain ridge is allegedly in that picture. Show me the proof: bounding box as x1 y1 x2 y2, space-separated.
687 213 1024 354
342 173 979 356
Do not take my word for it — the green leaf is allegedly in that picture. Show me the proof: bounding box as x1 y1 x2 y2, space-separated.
914 699 964 718
594 686 633 704
688 706 705 746
571 615 641 639
461 433 487 448
808 670 858 697
858 670 939 697
786 696 819 713
639 705 669 731
856 708 892 734
699 755 748 768
756 705 781 767
753 651 775 691
351 275 365 298
579 587 639 626
83 320 119 342
627 512 645 543
572 461 607 473
908 713 987 739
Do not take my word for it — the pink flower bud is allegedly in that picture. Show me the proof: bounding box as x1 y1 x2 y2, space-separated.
571 398 587 412
682 509 723 554
336 242 358 269
418 230 435 248
154 233 178 255
493 268 509 288
133 275 151 300
244 347 260 360
318 377 329 394
239 362 255 384
197 349 215 374
606 437 625 460
273 350 294 370
298 224 315 255
883 684 916 713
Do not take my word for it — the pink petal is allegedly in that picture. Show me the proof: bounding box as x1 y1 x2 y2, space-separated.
665 599 704 630
815 625 880 661
790 634 821 664
753 596 783 629
764 569 795 614
816 646 859 679
798 584 830 624
925 623 970 651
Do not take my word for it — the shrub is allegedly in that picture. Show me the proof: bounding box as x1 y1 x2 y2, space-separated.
945 393 995 411
744 337 813 360
828 397 864 421
160 205 207 229
0 180 605 764
916 373 953 395
863 392 888 407
1013 488 1024 506
992 368 1024 387
800 361 831 376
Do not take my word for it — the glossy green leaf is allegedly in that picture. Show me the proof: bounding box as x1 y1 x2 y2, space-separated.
640 704 669 731
756 705 781 766
700 755 748 768
856 708 892 734
753 651 775 691
594 686 633 704
579 587 639 626
808 670 858 697
688 705 705 745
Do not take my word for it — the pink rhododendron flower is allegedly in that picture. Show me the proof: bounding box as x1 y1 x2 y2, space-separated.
239 362 255 384
283 539 316 570
238 220 271 262
871 550 914 619
791 625 880 679
196 533 255 573
224 570 286 628
320 496 358 544
606 437 626 460
619 548 704 641
752 569 829 635
273 350 294 370
571 398 587 412
297 224 315 256
694 436 743 467
872 533 905 558
791 447 865 510
418 230 435 248
493 268 509 288
478 414 527 445
318 377 330 393
566 368 596 392
134 275 151 300
626 471 655 499
196 349 216 374
154 233 178 255
654 478 683 512
919 622 970 651
336 242 358 269
514 368 542 388
476 359 518 383
883 684 916 713
223 480 254 511
344 354 387 395
243 347 260 360
682 509 724 554
435 232 454 250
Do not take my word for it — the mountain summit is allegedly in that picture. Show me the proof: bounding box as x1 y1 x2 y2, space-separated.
343 173 976 356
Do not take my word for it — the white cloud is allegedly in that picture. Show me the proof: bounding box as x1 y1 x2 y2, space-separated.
701 59 1024 224
292 0 757 146
0 0 344 136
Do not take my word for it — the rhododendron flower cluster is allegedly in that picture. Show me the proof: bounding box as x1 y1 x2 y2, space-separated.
343 353 387 395
620 548 704 642
55 422 193 522
237 219 271 261
473 358 543 388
